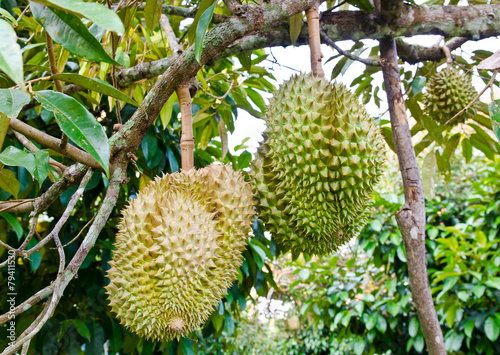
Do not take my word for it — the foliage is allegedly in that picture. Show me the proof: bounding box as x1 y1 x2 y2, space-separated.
0 0 499 354
266 155 500 355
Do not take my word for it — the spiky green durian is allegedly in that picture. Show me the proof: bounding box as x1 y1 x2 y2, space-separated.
252 73 385 255
105 164 255 342
422 67 479 125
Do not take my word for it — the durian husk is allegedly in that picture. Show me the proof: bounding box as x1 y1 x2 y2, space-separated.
252 73 385 255
105 164 255 342
422 67 479 125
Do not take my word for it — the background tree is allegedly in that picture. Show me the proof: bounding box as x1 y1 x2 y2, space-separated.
0 0 499 354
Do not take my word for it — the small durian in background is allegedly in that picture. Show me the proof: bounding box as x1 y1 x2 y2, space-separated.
252 73 385 256
422 67 479 125
105 164 255 342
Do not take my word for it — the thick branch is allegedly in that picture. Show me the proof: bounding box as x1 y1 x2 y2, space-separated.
396 37 468 64
379 38 446 355
109 0 317 156
9 118 102 170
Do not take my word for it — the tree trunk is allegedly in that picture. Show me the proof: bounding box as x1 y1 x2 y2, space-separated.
379 38 446 355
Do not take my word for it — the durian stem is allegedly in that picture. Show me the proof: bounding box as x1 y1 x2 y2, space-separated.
178 83 195 170
440 44 452 69
160 14 195 170
379 38 446 355
306 6 324 77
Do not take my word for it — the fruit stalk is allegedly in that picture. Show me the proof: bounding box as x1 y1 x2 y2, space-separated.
160 14 194 170
306 6 324 77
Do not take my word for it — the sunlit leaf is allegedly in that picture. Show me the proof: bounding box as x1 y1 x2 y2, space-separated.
422 150 436 199
289 12 303 45
144 0 162 34
0 89 31 118
31 0 124 34
31 3 120 65
195 1 216 64
0 168 20 198
34 91 110 177
0 19 24 88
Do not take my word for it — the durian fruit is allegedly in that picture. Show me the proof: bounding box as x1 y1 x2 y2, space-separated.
422 67 479 125
105 164 255 342
252 73 385 255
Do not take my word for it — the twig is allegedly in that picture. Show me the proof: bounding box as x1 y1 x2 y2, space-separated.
9 118 102 171
0 286 52 326
440 44 452 69
321 30 381 67
0 199 34 214
10 76 52 89
199 80 235 100
61 215 95 248
16 4 30 24
306 6 324 77
20 340 30 355
13 131 67 173
23 170 93 258
322 0 348 13
445 68 498 125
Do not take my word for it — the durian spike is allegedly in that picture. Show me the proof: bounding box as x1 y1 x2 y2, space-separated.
306 6 324 78
160 14 194 170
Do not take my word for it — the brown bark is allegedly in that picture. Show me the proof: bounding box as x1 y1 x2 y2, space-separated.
379 38 446 355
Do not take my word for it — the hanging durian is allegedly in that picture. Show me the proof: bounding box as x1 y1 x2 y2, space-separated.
252 73 385 255
422 67 479 125
105 165 255 342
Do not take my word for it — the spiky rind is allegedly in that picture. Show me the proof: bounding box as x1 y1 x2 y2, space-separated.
252 73 385 255
105 165 255 342
422 67 479 125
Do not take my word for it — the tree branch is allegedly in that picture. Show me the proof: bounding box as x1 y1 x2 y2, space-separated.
8 118 102 171
379 38 446 355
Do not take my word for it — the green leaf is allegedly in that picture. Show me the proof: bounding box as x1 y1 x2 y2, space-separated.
218 119 228 160
0 168 19 198
289 12 303 45
0 146 36 174
375 314 387 333
353 338 365 355
461 137 473 163
370 219 382 232
422 150 436 199
0 89 31 118
211 312 223 331
199 123 212 150
485 316 500 342
194 1 216 64
413 335 425 352
71 319 91 342
0 113 9 151
34 91 110 176
298 269 311 281
31 3 120 65
0 19 24 88
489 99 500 143
144 0 162 34
464 318 475 338
187 0 215 44
33 150 50 185
160 92 177 129
30 0 124 34
51 74 139 107
411 76 426 95
380 126 396 153
409 317 420 337
1 212 23 240
166 146 179 173
484 277 500 290
363 314 376 331
0 8 17 25
180 338 195 355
